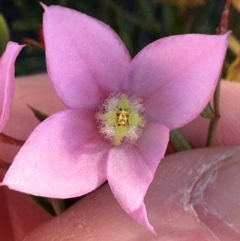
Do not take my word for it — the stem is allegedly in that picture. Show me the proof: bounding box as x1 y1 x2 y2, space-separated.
206 79 221 147
23 38 44 50
49 198 66 216
0 133 25 146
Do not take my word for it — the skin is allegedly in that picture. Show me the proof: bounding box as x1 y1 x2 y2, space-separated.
1 74 240 241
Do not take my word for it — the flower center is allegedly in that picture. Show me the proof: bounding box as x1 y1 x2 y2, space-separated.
95 94 146 146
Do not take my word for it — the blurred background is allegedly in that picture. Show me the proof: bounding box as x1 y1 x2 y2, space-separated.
0 0 240 79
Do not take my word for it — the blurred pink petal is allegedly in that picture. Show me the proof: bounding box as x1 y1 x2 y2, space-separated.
3 110 110 197
0 42 23 132
23 147 240 241
2 5 228 232
123 34 228 129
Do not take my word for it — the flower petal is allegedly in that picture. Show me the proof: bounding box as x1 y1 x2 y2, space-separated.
0 42 23 132
42 5 131 110
123 34 228 129
107 123 169 233
2 110 110 198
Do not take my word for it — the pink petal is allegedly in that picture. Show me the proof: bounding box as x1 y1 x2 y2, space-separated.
0 42 23 132
107 123 169 233
42 5 131 110
3 109 110 198
123 34 228 129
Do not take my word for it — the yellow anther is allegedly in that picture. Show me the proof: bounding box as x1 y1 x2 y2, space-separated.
116 109 129 126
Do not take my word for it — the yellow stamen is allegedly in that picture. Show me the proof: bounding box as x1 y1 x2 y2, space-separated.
116 109 129 126
106 111 116 124
96 94 146 146
113 126 128 146
129 112 142 125
118 96 131 109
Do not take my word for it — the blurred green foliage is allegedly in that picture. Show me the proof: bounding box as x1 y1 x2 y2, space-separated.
0 0 236 76
0 14 10 53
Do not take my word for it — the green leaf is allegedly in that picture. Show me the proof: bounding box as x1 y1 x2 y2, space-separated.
162 3 175 35
28 105 48 122
0 14 10 55
170 129 193 152
0 159 11 170
200 103 214 119
49 198 66 215
30 195 56 217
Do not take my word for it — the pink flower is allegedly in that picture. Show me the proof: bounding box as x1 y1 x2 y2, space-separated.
2 5 228 233
0 42 23 132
